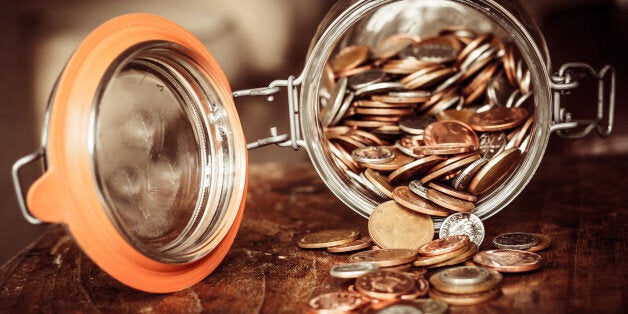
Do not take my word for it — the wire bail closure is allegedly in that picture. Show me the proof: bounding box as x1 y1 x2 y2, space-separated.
234 74 305 150
550 63 616 138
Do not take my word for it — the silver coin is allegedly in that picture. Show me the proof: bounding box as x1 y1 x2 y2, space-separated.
451 157 488 191
329 91 355 126
433 70 463 94
399 116 436 135
376 304 423 314
359 171 391 199
330 262 379 279
395 140 422 158
348 69 385 90
322 77 348 126
351 146 395 164
460 43 492 70
389 90 431 98
408 180 429 199
413 44 457 63
439 213 485 246
438 266 490 285
479 132 507 159
355 82 407 97
412 299 449 314
486 76 513 106
493 232 539 250
513 91 534 108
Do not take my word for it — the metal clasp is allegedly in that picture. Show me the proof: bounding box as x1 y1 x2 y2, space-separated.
550 62 616 138
233 74 305 150
12 148 46 225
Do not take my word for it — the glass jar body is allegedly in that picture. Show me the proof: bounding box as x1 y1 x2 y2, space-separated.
300 0 553 228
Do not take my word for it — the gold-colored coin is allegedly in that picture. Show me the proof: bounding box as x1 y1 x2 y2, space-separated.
327 236 373 253
349 248 418 267
392 186 451 217
429 266 502 294
368 200 434 250
297 229 360 249
421 154 481 184
417 235 470 257
388 155 446 185
527 233 552 252
413 242 471 267
426 188 476 213
428 182 477 202
468 147 522 195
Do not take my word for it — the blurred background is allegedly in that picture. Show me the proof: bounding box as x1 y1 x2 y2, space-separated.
0 0 625 264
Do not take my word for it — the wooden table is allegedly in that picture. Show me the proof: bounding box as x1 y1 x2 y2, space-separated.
0 156 625 313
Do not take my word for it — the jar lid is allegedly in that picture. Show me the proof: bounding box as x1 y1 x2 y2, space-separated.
25 14 248 293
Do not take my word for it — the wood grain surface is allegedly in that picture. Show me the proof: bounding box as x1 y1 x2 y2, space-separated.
0 157 625 313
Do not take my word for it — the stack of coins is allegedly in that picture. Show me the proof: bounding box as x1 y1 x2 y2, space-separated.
428 266 503 306
319 28 534 229
413 235 478 268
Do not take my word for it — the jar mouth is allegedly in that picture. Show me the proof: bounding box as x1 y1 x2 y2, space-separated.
300 0 552 229
91 41 239 263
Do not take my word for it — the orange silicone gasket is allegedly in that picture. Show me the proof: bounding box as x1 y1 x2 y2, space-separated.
25 14 248 293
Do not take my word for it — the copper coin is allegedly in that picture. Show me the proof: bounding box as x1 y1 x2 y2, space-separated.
424 120 479 147
473 249 543 273
352 146 395 165
331 134 365 152
347 69 385 90
399 115 436 135
428 243 479 268
348 129 388 146
428 182 477 202
387 155 446 185
421 154 481 184
428 288 500 306
337 64 374 78
413 242 471 267
414 143 478 156
330 45 370 73
417 235 470 257
435 108 475 124
425 152 477 174
297 229 360 249
527 233 552 252
400 65 444 85
349 248 419 268
405 268 428 279
344 119 397 128
380 263 413 273
364 169 394 198
355 270 415 300
400 277 430 300
355 107 415 116
368 200 435 249
363 149 415 172
372 93 430 104
308 292 367 312
405 67 457 90
328 236 374 253
355 100 415 109
467 147 522 195
429 266 502 295
492 232 539 250
512 116 534 148
468 106 529 132
391 186 451 217
426 188 476 213
328 142 360 173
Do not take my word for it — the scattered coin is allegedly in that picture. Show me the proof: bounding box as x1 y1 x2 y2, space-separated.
413 242 471 267
428 287 500 306
355 270 415 300
429 266 502 294
417 235 470 257
328 236 374 253
368 200 435 249
297 229 360 249
428 243 478 268
349 248 418 267
473 249 543 273
492 232 539 250
439 213 485 246
308 292 367 312
439 266 490 285
411 298 449 314
330 262 380 279
527 233 552 252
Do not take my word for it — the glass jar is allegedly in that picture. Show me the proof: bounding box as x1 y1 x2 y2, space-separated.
13 0 614 292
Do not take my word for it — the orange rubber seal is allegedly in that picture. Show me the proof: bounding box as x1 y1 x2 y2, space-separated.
26 14 248 293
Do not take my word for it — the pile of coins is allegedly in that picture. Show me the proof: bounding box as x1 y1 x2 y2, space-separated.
319 28 535 228
297 228 552 311
428 266 503 306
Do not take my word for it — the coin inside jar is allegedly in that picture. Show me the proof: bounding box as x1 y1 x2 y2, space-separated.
351 146 395 164
423 120 480 147
391 186 451 217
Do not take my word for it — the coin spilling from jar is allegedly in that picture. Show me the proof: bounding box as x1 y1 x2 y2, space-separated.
298 229 551 311
319 28 535 237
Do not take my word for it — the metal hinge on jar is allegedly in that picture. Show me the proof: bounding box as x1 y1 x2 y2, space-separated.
550 63 616 138
233 74 305 150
